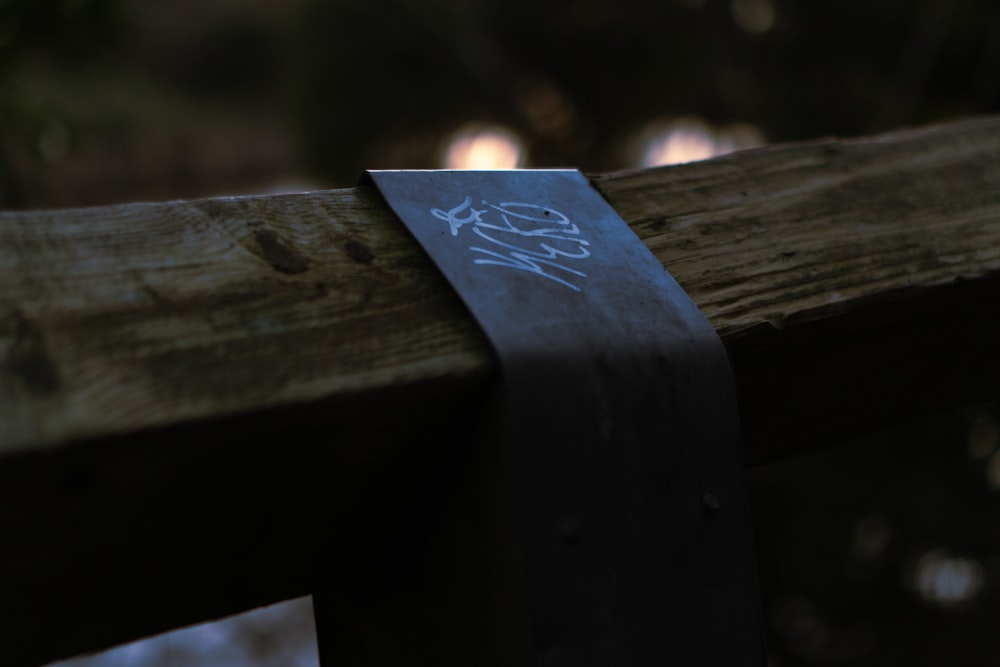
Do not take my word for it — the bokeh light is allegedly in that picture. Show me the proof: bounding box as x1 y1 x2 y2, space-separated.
769 596 832 660
731 0 776 34
635 116 766 167
851 514 892 561
442 125 525 169
514 77 579 141
969 412 999 460
986 449 1000 489
911 550 984 608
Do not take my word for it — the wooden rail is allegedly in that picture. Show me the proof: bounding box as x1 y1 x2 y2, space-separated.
2 116 999 665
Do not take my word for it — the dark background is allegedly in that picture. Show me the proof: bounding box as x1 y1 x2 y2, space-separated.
3 1 1000 665
2 0 999 206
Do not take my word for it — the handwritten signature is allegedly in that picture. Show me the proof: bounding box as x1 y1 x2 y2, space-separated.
430 196 590 291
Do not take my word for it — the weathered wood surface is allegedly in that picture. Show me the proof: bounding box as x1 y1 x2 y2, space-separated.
1 116 999 665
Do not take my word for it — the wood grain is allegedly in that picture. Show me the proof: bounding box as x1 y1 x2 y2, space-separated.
1 116 999 665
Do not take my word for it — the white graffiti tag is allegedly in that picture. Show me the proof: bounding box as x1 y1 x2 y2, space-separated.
430 196 590 291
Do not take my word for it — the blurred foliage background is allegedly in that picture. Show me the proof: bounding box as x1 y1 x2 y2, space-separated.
2 0 998 206
3 1 1000 665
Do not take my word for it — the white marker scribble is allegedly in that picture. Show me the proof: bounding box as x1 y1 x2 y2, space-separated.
431 196 487 236
430 197 590 291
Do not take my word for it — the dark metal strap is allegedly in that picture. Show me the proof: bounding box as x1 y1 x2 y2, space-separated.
366 169 763 666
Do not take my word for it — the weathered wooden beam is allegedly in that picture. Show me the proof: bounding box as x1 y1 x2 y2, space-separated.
1 117 999 665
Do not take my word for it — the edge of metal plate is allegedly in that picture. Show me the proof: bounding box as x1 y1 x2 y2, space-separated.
358 169 764 666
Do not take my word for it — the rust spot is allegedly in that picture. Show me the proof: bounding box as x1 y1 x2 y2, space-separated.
3 311 59 396
345 240 375 263
255 230 309 274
